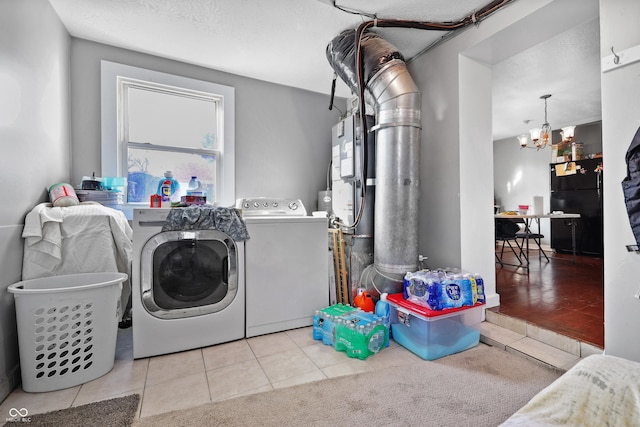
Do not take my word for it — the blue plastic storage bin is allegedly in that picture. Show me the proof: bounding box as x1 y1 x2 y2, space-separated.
386 293 484 361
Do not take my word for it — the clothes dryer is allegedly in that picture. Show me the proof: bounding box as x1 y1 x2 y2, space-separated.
132 208 244 358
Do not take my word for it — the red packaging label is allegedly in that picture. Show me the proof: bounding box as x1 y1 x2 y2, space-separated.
150 194 162 207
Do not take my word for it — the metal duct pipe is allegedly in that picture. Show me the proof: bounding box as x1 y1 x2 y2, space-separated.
327 30 421 294
369 60 421 288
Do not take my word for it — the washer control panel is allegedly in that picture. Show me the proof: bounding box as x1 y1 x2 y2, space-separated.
236 198 307 216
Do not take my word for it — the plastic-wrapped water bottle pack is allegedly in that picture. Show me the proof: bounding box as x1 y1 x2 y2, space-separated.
403 268 485 311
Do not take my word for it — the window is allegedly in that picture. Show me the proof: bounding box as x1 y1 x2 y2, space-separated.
101 61 235 210
121 79 222 204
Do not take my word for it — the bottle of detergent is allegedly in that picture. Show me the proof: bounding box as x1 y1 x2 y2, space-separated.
187 176 201 195
375 293 390 323
375 293 391 348
353 288 375 313
157 171 179 202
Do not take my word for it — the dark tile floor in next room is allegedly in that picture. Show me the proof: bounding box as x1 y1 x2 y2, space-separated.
493 248 604 349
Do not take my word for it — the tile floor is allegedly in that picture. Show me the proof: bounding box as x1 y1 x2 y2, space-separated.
0 326 424 420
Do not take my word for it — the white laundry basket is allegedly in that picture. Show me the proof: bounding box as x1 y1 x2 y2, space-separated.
8 272 127 392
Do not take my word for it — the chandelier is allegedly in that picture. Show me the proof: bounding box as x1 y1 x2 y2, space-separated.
518 94 553 150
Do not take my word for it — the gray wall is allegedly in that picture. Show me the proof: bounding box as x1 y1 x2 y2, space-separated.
0 0 71 401
405 0 558 308
71 39 342 214
493 122 603 246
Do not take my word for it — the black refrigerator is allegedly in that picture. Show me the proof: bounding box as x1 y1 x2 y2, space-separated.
549 157 603 256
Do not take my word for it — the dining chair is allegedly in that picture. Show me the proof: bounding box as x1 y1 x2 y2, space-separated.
516 223 550 263
495 218 524 267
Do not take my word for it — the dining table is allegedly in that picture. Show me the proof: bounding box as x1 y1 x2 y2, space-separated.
494 212 581 268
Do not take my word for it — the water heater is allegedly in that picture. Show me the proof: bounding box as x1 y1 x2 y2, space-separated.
331 113 375 236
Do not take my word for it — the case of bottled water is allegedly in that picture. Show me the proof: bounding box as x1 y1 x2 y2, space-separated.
312 303 389 360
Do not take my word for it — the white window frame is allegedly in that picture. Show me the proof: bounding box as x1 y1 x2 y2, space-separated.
100 61 235 208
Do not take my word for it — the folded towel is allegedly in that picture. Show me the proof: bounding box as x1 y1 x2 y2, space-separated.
22 202 64 260
162 206 250 241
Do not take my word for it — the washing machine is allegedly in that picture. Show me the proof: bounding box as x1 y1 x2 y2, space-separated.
239 198 329 337
132 208 245 358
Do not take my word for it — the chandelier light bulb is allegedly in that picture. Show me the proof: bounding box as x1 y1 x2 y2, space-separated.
529 128 541 142
562 125 576 141
517 134 528 148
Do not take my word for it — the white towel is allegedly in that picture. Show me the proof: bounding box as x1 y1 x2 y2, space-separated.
22 202 64 260
22 202 133 322
22 202 132 276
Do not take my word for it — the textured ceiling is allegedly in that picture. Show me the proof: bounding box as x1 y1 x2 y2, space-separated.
492 17 601 140
48 0 601 141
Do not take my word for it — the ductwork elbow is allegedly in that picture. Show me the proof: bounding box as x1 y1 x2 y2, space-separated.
367 60 421 129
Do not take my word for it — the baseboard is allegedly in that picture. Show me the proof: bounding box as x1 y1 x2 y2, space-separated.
0 365 20 403
485 292 500 309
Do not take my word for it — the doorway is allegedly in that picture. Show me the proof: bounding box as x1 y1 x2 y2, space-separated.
487 3 603 347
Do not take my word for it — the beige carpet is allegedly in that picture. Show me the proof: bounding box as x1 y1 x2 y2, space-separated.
134 344 563 427
2 394 140 427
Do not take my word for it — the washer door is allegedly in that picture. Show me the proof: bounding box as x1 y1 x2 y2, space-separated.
140 230 238 319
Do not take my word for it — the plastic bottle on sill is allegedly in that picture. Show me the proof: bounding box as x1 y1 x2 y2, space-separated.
187 176 200 196
156 171 179 203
